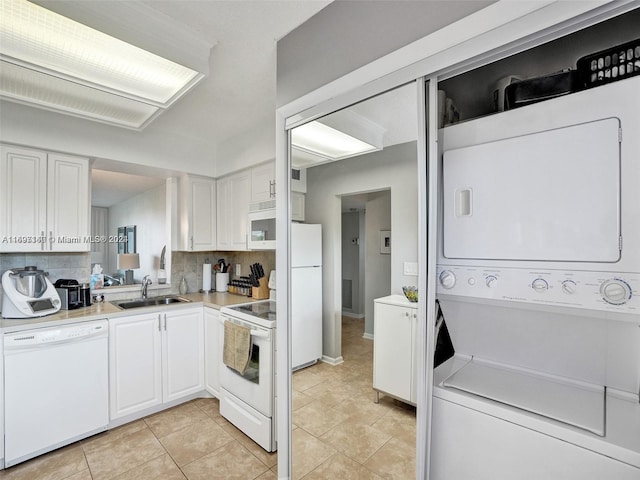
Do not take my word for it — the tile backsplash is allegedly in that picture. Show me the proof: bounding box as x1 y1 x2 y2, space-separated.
171 251 275 294
0 252 92 309
0 250 275 307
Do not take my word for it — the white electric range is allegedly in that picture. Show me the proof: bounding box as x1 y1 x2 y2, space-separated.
218 300 276 452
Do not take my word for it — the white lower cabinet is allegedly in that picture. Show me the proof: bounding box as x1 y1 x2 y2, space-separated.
373 295 418 405
204 307 220 396
109 307 204 420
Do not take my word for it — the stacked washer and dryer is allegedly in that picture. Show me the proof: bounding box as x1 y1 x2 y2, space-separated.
431 77 640 478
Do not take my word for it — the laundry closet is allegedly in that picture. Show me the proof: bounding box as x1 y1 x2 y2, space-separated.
430 9 640 479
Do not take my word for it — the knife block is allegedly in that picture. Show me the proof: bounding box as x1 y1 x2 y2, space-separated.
252 278 270 300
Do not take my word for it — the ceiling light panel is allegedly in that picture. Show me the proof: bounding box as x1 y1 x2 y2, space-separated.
292 121 380 161
0 61 158 128
1 0 200 104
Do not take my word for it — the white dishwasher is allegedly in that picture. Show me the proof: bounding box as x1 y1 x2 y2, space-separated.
4 320 109 467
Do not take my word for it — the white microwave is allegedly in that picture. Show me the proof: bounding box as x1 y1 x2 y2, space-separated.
248 201 276 250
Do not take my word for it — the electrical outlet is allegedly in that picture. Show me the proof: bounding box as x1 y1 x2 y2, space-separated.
235 264 241 276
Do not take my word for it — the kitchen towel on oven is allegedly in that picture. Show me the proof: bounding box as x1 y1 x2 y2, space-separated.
223 320 251 374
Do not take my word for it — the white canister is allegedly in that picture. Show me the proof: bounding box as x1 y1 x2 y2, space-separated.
216 272 229 292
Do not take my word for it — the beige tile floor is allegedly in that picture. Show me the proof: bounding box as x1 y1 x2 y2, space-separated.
292 316 416 479
0 316 415 479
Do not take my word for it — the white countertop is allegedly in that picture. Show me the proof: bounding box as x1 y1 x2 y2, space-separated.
0 292 255 332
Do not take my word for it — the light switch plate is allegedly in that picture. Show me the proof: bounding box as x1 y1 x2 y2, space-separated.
235 264 241 276
403 262 418 276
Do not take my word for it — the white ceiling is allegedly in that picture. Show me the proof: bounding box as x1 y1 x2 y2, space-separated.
19 1 417 206
44 0 334 205
135 0 333 147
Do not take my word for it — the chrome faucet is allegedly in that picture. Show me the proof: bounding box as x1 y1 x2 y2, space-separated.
141 275 152 299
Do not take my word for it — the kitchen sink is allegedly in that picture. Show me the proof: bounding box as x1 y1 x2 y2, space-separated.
113 295 192 310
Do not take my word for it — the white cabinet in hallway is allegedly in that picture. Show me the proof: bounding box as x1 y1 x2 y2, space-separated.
0 145 90 253
373 295 418 405
109 307 204 420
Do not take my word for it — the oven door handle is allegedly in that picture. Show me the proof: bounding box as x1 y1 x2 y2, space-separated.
220 318 270 338
249 329 269 338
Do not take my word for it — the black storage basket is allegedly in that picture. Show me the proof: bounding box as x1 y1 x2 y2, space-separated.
577 38 640 89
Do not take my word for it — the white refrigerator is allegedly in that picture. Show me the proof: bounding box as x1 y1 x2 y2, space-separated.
291 223 322 370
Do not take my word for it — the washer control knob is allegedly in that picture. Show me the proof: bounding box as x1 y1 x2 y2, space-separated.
485 275 498 288
532 278 549 293
561 280 577 295
600 278 632 305
439 270 456 289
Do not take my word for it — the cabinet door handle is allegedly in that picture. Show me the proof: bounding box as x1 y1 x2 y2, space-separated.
190 236 194 250
163 314 167 331
269 180 275 198
49 230 53 250
158 314 162 332
41 231 45 251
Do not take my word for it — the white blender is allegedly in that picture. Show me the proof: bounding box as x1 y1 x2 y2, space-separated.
1 266 61 318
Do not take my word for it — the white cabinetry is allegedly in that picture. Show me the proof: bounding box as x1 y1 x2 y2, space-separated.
204 307 220 396
109 312 162 419
217 170 251 251
109 307 204 420
251 162 275 203
373 295 418 405
175 175 216 251
0 145 90 252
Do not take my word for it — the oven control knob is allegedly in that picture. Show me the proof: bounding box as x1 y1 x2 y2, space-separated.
600 278 632 305
439 270 456 289
485 275 498 288
561 280 577 295
531 278 548 293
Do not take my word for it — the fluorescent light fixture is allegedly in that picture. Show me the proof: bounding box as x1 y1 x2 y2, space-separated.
0 0 206 129
292 121 380 162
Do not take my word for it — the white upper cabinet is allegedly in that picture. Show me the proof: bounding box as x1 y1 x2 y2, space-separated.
0 145 90 252
175 174 216 251
251 161 275 204
216 170 251 251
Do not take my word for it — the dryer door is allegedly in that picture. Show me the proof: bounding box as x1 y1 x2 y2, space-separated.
442 117 620 262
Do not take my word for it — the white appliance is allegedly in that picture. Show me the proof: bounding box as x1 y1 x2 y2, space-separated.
291 223 322 370
248 200 276 250
1 267 61 318
219 300 276 452
431 78 640 479
3 320 109 466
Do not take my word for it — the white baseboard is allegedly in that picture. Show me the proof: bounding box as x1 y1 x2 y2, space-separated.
341 311 365 319
321 355 344 366
362 332 374 340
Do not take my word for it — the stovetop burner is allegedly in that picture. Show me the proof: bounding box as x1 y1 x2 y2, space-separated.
225 300 276 325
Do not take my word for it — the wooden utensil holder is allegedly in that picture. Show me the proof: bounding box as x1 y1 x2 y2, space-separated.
252 277 270 300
